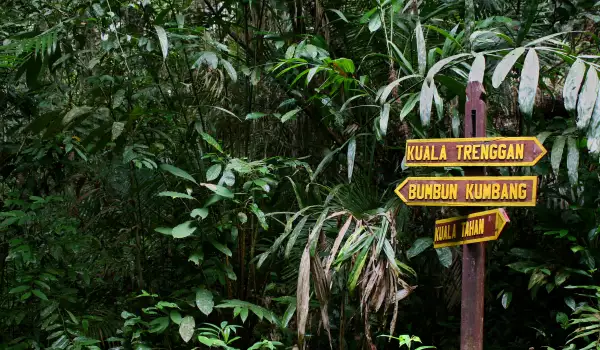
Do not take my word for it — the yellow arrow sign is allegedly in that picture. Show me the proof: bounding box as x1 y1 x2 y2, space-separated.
434 209 510 248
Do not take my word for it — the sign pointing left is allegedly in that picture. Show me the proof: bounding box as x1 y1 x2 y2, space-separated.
434 209 510 248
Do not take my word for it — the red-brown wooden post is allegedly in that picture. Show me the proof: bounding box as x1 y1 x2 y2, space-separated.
461 81 486 350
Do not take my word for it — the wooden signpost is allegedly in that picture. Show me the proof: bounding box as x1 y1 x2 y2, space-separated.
434 209 510 248
394 176 538 207
405 137 547 167
394 81 546 350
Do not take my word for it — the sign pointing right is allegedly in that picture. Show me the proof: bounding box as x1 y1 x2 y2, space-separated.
434 208 510 248
405 137 547 167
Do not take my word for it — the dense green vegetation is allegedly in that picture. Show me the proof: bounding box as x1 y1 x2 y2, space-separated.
2 0 600 349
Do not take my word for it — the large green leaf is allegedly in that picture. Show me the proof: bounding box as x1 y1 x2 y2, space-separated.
551 136 566 175
419 80 433 126
201 183 234 198
368 13 381 32
179 316 195 343
193 51 218 69
415 21 427 75
148 317 169 333
195 289 214 316
492 47 525 88
379 103 390 136
190 208 209 219
563 59 586 111
9 285 30 294
172 221 197 239
407 238 433 259
211 240 232 257
220 59 237 82
347 137 356 183
401 93 420 120
281 109 301 123
158 191 195 200
587 89 600 154
200 133 223 153
246 112 267 120
160 164 197 184
436 247 452 268
205 164 222 181
468 54 485 83
154 26 168 60
518 49 539 117
250 203 268 230
379 75 420 103
566 137 579 186
328 9 348 22
32 289 48 301
577 68 599 129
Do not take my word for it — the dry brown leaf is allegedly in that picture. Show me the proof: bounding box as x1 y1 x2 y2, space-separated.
311 255 333 348
325 215 353 279
296 243 311 349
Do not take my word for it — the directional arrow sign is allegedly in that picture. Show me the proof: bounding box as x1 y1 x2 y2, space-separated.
405 137 547 167
394 176 538 207
434 209 510 248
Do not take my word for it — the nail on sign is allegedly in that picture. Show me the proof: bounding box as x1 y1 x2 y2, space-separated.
404 137 547 167
434 209 510 248
394 176 538 207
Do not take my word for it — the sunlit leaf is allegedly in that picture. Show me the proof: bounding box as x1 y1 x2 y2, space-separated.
281 109 301 123
306 67 320 84
160 164 197 184
200 132 223 153
492 47 525 88
379 74 420 103
158 191 194 200
468 53 485 83
551 136 566 175
518 49 539 117
415 21 427 75
379 103 390 136
587 89 600 154
566 137 579 186
563 59 586 111
347 137 356 183
502 291 512 309
220 59 237 82
432 83 443 120
154 26 168 60
368 13 381 32
193 51 218 69
179 316 195 342
329 9 348 22
190 208 208 219
111 122 125 140
206 164 222 181
577 67 599 129
246 112 267 120
196 289 214 316
172 221 197 239
419 80 433 126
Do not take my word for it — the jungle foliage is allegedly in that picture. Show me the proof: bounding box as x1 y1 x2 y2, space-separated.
2 0 600 349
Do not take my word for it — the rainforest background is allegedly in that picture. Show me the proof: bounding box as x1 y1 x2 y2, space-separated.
2 0 600 349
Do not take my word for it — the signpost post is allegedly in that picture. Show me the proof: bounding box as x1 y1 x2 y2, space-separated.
460 81 487 350
394 81 546 349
